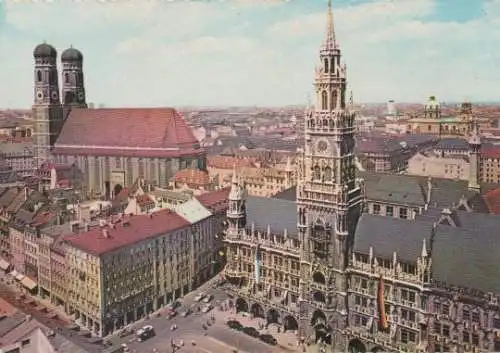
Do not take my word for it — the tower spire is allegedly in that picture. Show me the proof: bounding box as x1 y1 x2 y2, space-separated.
324 0 336 49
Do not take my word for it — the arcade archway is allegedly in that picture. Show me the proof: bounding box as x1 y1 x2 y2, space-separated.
267 308 280 324
250 303 265 318
311 310 330 344
283 315 299 331
348 339 367 353
235 298 248 313
313 272 326 284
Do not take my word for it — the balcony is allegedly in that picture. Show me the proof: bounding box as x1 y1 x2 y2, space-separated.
400 319 418 329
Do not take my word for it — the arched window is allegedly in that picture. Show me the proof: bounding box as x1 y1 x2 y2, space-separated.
64 73 69 84
324 167 332 181
313 165 321 180
331 90 338 110
36 70 42 82
324 58 329 73
321 91 328 110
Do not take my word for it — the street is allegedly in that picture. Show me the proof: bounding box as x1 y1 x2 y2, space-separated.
107 279 292 353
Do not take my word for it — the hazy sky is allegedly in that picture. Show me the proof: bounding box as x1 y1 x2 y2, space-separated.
0 0 498 108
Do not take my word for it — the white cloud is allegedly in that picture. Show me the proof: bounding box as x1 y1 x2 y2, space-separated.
1 0 500 108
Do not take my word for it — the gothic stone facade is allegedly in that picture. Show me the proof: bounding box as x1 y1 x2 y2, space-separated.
223 2 500 353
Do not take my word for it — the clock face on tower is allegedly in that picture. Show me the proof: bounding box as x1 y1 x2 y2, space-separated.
317 140 328 152
36 90 43 101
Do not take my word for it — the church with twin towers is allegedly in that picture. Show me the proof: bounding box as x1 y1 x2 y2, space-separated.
30 42 206 197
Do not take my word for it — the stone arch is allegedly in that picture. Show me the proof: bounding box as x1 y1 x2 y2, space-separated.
267 308 280 324
113 184 123 198
324 167 332 181
64 72 70 84
235 298 248 313
312 291 326 303
313 165 321 180
331 89 338 110
250 303 265 318
283 315 298 331
348 339 366 353
313 272 326 285
321 91 328 110
310 309 327 327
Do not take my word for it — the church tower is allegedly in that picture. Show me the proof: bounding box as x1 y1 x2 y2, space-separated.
61 46 87 114
297 0 363 347
468 117 481 191
32 43 64 168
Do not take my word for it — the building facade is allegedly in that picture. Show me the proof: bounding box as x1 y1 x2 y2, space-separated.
223 2 500 353
60 189 228 337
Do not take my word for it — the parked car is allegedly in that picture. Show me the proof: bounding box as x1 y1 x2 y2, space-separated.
136 325 155 342
180 307 192 317
242 326 259 338
226 320 243 331
194 293 205 302
201 304 213 313
202 295 213 303
259 334 278 345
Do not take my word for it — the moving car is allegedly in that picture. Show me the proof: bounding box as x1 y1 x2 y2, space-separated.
226 320 243 331
242 326 259 338
202 294 213 303
136 325 155 342
259 334 278 345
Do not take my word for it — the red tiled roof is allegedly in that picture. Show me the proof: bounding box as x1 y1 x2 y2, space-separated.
208 156 255 169
54 108 201 155
136 194 154 207
484 187 500 215
175 168 210 186
196 188 230 211
52 147 205 158
64 210 190 256
31 211 57 227
481 147 500 159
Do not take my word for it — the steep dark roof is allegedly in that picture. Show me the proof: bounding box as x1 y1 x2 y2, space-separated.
434 138 469 151
432 210 500 293
246 196 297 237
274 172 492 212
354 214 433 262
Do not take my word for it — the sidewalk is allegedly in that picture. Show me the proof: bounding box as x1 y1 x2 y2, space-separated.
218 310 301 352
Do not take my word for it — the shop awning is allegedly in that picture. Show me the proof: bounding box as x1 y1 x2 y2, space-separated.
20 277 37 290
0 259 10 270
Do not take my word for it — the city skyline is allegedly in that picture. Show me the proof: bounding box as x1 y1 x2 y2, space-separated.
0 0 499 109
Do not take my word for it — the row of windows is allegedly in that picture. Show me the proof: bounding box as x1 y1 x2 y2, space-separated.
372 204 409 219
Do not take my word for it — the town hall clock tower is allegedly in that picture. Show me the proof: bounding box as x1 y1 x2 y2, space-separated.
297 0 363 349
